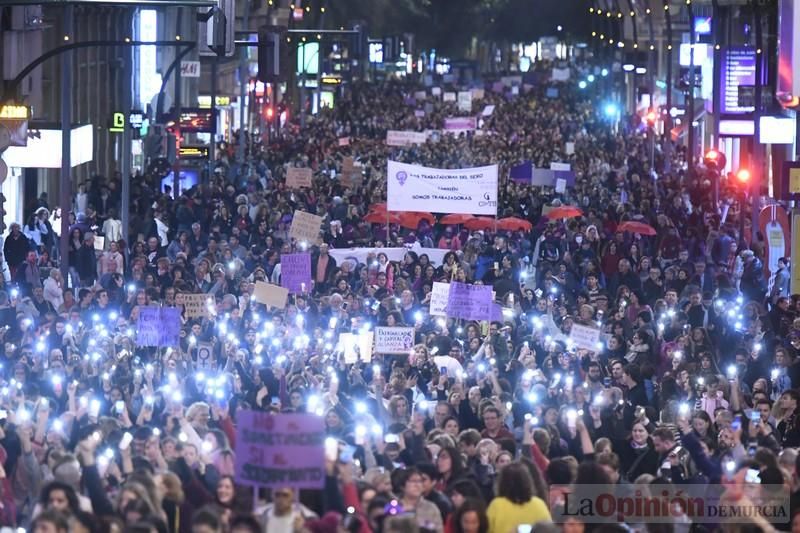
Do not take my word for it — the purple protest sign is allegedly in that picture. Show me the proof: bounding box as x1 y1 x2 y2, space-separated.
446 282 493 321
490 303 505 322
280 253 312 294
510 161 532 183
444 117 477 131
234 411 326 489
136 306 180 347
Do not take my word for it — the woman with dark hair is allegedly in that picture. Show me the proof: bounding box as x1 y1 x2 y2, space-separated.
452 498 489 533
616 421 660 482
441 416 460 438
435 446 467 492
38 481 81 516
213 475 252 531
486 462 550 533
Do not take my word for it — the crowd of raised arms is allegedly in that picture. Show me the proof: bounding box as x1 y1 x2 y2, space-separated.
0 59 797 533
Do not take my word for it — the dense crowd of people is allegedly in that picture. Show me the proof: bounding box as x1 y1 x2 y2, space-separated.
0 59 797 533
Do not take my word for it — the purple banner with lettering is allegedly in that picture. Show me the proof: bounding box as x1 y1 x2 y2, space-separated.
444 117 477 130
280 253 312 294
234 411 326 489
446 282 493 321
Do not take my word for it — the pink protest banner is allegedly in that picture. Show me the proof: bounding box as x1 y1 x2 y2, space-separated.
444 117 477 131
234 411 326 489
280 253 312 294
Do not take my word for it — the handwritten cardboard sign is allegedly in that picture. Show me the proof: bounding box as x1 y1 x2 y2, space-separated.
289 210 323 244
93 236 105 251
180 293 212 318
430 282 451 317
253 282 288 309
286 167 313 189
569 324 602 351
234 412 326 489
340 156 360 187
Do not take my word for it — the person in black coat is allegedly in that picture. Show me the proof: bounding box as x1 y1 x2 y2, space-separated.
617 422 660 482
608 258 642 297
3 223 31 279
740 250 767 304
623 363 651 410
75 233 98 287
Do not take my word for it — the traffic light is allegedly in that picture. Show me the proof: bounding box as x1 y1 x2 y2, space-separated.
144 124 165 162
645 110 658 126
258 25 287 83
703 149 726 171
350 22 367 61
735 168 751 185
206 0 235 57
263 105 275 121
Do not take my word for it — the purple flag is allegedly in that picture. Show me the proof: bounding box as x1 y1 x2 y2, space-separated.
280 253 312 294
234 411 326 489
446 282 493 321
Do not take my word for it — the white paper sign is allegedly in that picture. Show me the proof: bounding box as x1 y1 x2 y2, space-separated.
431 87 442 97
386 130 428 147
565 142 575 155
555 178 566 193
339 332 374 363
430 282 451 316
457 91 473 112
550 162 571 171
569 324 602 351
414 91 427 100
387 160 498 215
481 105 495 117
443 92 456 102
374 327 415 354
551 67 571 81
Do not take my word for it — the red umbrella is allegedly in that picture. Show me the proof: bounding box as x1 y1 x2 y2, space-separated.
545 206 583 220
464 217 496 231
365 211 401 224
496 217 533 232
617 220 657 236
399 212 435 229
440 213 474 225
